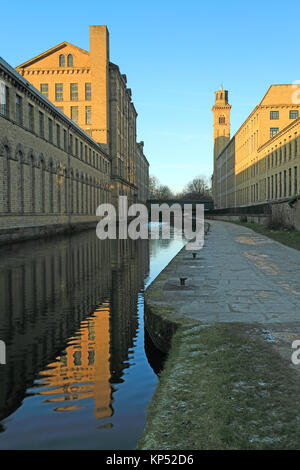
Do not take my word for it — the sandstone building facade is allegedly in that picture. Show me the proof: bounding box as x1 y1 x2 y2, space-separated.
0 56 112 243
212 85 300 209
16 25 146 208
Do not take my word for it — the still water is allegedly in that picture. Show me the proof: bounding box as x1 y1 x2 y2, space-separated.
0 225 185 449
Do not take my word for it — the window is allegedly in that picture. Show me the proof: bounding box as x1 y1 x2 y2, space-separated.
270 111 279 120
71 106 79 123
67 54 73 67
55 83 63 101
70 83 78 101
15 95 22 125
48 118 53 143
270 128 279 138
59 54 65 67
40 84 48 98
295 167 298 194
63 129 67 151
75 138 78 156
39 111 44 137
279 172 282 198
85 105 91 124
289 168 292 196
271 175 274 199
284 170 287 197
70 134 73 154
290 110 299 119
0 81 9 116
85 83 91 100
56 124 60 147
28 104 34 131
219 115 225 124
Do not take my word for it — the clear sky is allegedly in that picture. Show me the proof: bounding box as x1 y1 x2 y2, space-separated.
1 0 300 193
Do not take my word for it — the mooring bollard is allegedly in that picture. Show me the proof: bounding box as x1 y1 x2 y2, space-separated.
180 277 187 286
192 253 197 259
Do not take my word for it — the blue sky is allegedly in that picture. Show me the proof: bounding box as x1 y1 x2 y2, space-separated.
1 0 300 192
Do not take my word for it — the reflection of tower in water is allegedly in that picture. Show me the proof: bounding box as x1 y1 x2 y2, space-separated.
39 302 113 420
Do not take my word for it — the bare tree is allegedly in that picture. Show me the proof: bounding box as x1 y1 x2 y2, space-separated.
182 175 212 200
149 175 159 198
148 175 173 199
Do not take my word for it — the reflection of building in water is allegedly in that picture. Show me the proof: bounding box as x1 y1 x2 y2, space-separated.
39 302 112 419
0 231 150 425
0 231 111 422
110 238 149 383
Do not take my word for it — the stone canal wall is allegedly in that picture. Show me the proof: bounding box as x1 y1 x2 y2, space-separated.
144 223 210 353
206 199 300 230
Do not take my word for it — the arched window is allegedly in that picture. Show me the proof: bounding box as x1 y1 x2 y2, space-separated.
59 54 65 67
67 54 73 67
219 115 225 124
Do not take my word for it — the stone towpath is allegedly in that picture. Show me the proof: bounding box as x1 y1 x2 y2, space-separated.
138 220 300 450
150 219 300 324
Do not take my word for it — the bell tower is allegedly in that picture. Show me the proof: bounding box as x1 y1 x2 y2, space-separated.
212 85 231 159
211 86 231 207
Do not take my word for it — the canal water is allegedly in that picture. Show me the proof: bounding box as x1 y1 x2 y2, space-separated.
0 225 185 449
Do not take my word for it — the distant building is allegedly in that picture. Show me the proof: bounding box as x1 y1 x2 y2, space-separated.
136 141 149 203
212 85 300 208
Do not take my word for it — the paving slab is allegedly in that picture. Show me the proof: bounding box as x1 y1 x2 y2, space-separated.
147 220 300 324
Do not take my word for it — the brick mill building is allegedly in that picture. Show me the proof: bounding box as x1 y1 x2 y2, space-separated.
212 85 300 209
0 26 149 243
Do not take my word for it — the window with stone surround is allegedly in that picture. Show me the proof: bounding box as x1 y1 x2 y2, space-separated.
290 110 299 119
67 54 73 67
270 111 279 120
85 105 91 124
39 111 44 137
55 84 63 102
40 84 48 98
85 83 91 101
59 54 65 67
28 103 34 132
48 118 53 143
56 124 60 147
15 94 22 125
70 83 78 101
270 128 279 138
0 81 8 116
71 106 78 123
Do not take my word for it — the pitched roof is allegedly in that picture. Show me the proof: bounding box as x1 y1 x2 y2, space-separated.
16 41 89 69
